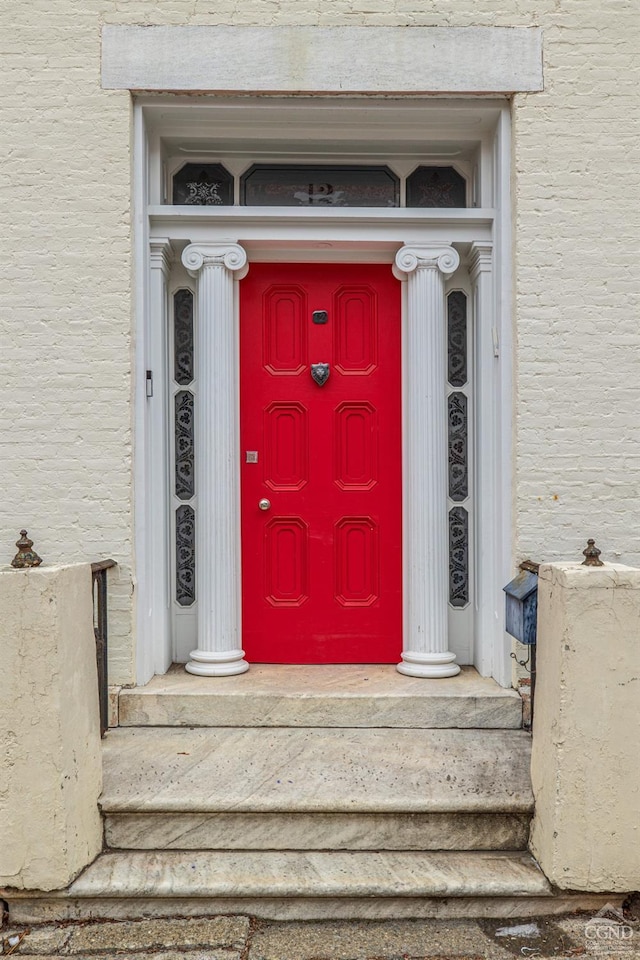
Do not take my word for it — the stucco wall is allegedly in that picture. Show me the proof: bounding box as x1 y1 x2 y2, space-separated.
0 564 103 891
1 2 638 684
530 562 640 891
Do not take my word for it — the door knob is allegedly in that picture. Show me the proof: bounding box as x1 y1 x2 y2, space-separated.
258 498 271 511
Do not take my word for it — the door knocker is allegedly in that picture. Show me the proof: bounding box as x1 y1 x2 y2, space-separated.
310 362 330 386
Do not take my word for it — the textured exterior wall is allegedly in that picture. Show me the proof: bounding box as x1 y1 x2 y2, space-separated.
531 562 640 891
0 564 103 891
1 2 638 684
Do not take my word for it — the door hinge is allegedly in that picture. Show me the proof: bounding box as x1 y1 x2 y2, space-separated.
146 370 153 398
492 327 500 358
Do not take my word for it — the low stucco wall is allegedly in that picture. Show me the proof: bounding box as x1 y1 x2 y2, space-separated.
530 562 640 892
0 563 103 891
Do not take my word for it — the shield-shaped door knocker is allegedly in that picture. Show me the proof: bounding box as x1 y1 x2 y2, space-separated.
310 362 330 386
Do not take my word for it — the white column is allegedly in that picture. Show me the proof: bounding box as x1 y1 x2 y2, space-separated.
394 244 461 678
181 242 249 676
148 239 173 674
469 242 496 678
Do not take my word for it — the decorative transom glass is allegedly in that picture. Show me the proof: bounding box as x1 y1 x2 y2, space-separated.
406 166 467 208
172 163 470 208
240 164 400 207
173 163 233 206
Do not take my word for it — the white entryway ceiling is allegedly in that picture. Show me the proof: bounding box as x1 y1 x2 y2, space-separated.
143 97 505 209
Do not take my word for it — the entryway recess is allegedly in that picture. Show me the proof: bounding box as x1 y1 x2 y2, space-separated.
138 97 512 686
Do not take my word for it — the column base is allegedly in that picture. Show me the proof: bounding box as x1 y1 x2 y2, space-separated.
185 649 250 677
397 650 461 679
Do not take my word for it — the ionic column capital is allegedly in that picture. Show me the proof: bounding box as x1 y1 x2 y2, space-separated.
149 238 174 275
182 242 249 280
469 242 493 282
394 244 460 281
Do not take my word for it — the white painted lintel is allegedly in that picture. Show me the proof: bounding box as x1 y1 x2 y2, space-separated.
149 207 494 223
149 208 494 246
102 26 543 94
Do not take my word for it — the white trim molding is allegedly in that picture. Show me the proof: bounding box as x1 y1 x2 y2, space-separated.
102 26 543 94
394 245 461 679
147 239 173 675
469 242 496 678
181 242 249 677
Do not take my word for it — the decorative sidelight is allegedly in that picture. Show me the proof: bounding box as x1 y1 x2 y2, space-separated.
448 393 468 502
449 506 469 608
174 289 194 384
173 289 196 607
447 290 467 387
447 289 470 608
176 505 196 606
175 391 194 500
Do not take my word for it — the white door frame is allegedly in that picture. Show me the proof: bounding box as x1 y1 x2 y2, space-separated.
134 100 513 686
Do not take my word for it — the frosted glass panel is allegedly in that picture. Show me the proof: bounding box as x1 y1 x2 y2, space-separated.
241 165 399 207
407 166 466 208
173 163 233 205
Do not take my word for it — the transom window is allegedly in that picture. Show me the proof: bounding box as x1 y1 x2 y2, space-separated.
170 162 468 208
172 163 233 206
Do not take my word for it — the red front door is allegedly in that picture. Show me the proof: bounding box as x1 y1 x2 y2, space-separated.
240 263 401 662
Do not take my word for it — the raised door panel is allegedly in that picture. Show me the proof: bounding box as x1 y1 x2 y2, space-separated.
263 285 307 375
335 401 378 490
335 517 379 607
265 518 309 607
334 286 378 374
264 402 308 491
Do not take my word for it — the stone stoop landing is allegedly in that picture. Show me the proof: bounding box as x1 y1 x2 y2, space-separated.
8 665 592 923
117 664 523 728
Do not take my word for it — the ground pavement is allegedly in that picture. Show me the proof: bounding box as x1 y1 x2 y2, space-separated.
2 913 639 960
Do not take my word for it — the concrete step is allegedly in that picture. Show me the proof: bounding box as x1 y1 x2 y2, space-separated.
6 849 560 922
118 664 523 729
101 726 533 851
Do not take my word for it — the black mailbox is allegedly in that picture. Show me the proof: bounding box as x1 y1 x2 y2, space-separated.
503 569 538 645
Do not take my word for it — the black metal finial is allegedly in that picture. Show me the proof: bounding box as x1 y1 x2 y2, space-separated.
11 530 42 568
582 538 603 567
